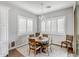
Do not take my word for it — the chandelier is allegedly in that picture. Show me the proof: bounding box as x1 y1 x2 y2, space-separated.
39 2 46 21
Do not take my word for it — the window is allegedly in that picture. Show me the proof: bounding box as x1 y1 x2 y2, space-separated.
27 18 33 33
58 17 65 33
18 16 33 36
41 20 45 32
18 16 26 35
51 19 57 33
40 16 65 34
46 20 51 33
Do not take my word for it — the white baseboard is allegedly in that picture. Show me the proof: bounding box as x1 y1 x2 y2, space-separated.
9 43 28 50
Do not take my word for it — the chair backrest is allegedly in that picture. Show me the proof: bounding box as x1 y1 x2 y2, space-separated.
43 34 48 37
35 32 40 37
29 34 34 37
66 35 73 43
29 38 36 46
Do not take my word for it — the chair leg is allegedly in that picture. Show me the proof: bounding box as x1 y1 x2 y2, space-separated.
61 43 62 48
45 47 49 56
50 46 52 52
28 48 30 56
40 48 41 53
66 44 67 48
34 50 36 57
47 48 49 56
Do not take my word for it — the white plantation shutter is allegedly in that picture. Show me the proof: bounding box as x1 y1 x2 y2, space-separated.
27 19 33 33
18 16 26 35
51 19 57 33
41 20 45 32
40 16 65 34
58 17 65 34
46 20 51 33
18 16 33 35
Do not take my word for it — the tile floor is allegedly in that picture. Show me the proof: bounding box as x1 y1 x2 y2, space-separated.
17 45 74 57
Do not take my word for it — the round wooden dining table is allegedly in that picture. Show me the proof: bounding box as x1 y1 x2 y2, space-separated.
29 37 49 54
29 37 49 43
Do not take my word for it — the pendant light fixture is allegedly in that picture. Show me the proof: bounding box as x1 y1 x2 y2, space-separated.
39 1 46 21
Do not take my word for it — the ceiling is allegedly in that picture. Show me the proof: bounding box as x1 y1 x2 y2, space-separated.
7 1 75 15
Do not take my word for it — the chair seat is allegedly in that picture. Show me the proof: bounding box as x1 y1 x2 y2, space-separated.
30 45 41 50
67 47 73 53
43 45 49 47
61 41 72 45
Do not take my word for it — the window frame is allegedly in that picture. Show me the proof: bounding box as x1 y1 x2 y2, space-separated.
40 16 66 35
17 15 34 36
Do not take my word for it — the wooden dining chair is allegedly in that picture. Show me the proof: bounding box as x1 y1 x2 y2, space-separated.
28 38 41 56
29 34 34 37
43 34 48 37
61 35 73 48
42 42 49 56
61 35 73 54
42 34 49 55
35 32 40 37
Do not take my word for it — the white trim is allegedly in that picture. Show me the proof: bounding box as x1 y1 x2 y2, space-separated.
9 43 28 50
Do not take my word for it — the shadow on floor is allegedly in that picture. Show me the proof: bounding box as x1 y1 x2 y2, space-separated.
8 49 24 57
